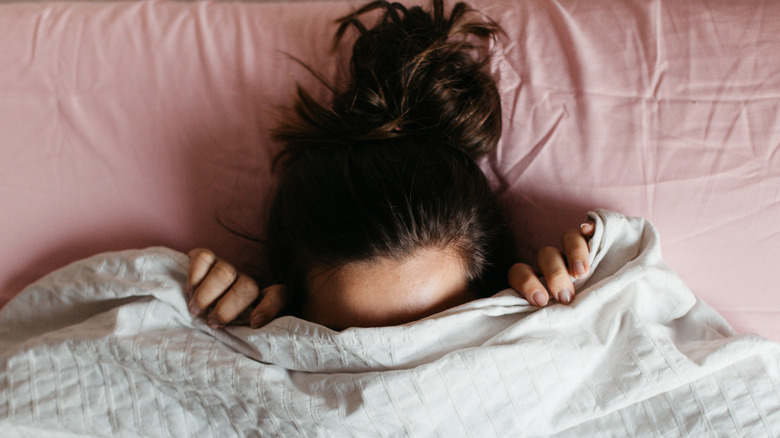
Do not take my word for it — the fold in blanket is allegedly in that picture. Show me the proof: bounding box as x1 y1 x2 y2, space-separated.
1 210 779 437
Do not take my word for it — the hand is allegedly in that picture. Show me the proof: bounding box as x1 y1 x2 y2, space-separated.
507 220 595 307
186 248 286 329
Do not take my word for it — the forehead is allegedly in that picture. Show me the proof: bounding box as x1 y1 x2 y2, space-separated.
302 249 475 330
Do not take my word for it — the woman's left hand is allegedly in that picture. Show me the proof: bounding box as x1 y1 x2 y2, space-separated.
507 220 595 307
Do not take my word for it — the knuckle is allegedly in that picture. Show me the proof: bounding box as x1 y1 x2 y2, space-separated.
508 262 531 274
263 284 288 308
538 246 561 262
211 261 238 284
189 248 215 264
264 284 286 296
231 275 260 300
508 262 532 278
507 263 539 290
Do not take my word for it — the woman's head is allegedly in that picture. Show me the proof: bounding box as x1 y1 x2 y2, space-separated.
266 0 507 328
267 140 506 328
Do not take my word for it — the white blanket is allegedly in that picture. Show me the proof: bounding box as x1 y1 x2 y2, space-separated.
1 210 779 437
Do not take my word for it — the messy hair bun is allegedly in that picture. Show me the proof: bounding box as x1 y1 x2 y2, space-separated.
274 0 503 161
266 0 510 314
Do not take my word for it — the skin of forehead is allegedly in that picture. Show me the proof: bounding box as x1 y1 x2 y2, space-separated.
301 248 477 330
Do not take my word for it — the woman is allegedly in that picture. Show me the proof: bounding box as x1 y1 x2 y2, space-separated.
186 0 594 330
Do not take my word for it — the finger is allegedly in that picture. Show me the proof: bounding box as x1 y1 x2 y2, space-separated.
186 248 217 298
188 260 238 317
207 274 261 328
537 246 575 304
562 227 590 279
250 284 287 328
580 220 596 237
507 263 549 307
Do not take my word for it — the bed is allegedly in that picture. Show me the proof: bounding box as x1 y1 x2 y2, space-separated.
1 0 779 435
2 0 777 342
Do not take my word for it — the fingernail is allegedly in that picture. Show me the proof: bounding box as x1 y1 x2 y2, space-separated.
207 318 223 329
573 260 586 278
188 301 200 317
531 290 547 307
558 289 573 304
581 222 594 234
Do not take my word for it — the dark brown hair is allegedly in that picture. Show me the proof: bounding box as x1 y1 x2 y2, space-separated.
267 0 509 313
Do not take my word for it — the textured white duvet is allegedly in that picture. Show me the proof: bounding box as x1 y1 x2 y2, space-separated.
1 210 779 437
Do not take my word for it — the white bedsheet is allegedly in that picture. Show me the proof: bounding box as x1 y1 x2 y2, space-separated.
1 210 779 437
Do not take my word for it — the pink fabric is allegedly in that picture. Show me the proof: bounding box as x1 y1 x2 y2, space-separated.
1 0 778 341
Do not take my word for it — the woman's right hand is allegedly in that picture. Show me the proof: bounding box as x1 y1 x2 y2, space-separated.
186 248 286 329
